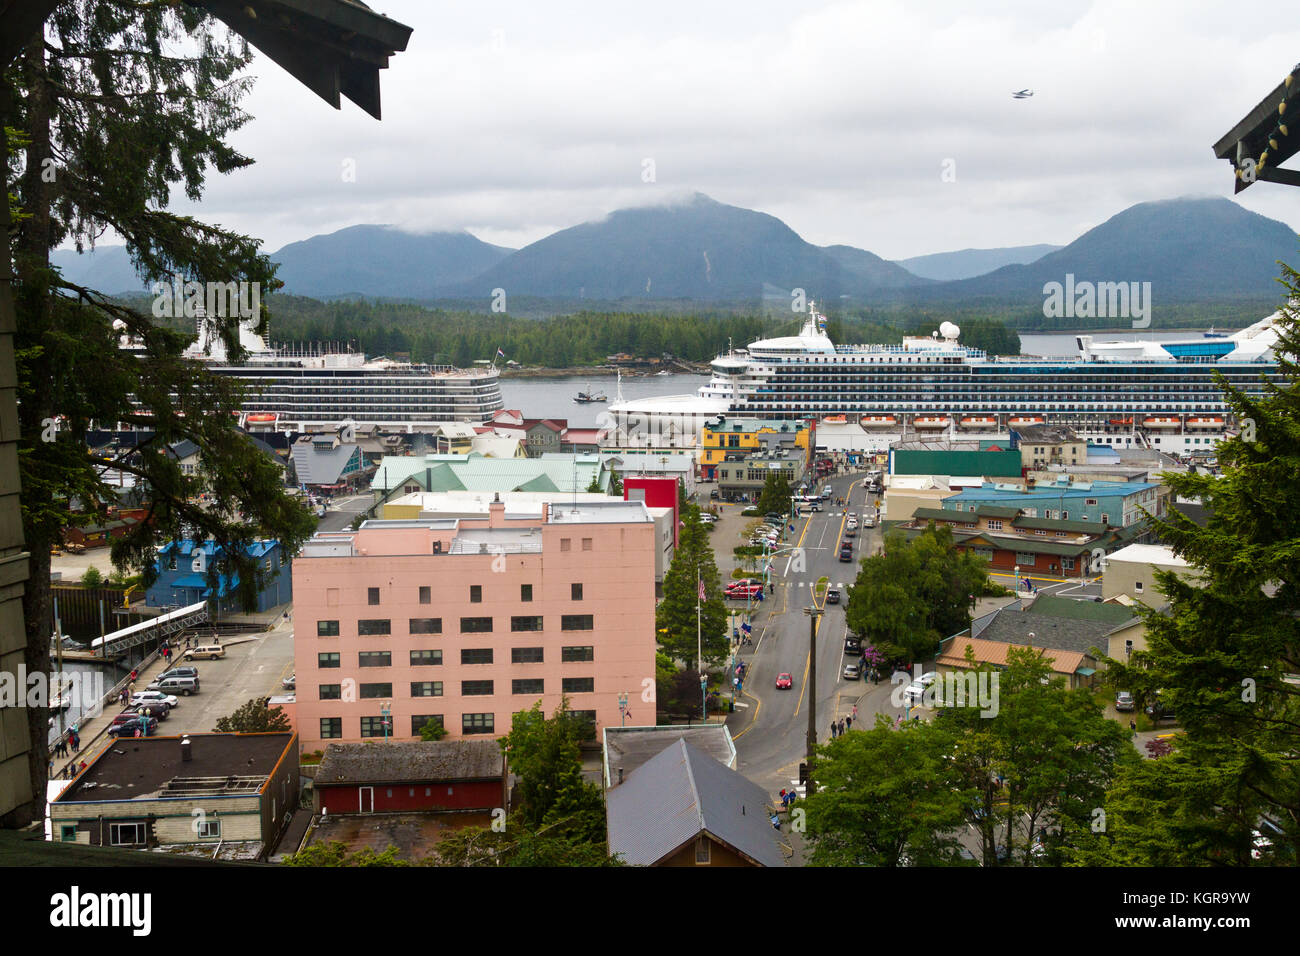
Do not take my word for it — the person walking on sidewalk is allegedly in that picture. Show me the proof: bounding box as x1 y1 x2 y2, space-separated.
830 720 837 740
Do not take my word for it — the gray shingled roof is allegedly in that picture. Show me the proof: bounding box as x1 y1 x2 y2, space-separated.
976 597 1135 656
291 441 364 485
606 739 786 867
315 740 503 785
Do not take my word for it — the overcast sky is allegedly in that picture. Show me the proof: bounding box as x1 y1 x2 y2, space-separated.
166 0 1300 259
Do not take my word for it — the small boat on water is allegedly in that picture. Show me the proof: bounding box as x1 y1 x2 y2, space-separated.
574 384 607 403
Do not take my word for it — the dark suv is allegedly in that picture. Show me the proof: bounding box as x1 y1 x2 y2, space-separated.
108 714 158 738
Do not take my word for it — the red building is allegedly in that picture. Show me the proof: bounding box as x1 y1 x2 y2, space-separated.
623 476 680 546
312 740 507 814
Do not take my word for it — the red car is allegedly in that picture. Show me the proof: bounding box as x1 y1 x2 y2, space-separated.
727 583 764 599
775 673 793 689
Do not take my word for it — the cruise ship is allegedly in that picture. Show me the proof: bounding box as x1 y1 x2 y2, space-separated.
122 311 504 432
605 305 1285 454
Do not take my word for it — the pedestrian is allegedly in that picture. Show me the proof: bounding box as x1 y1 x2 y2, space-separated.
845 715 852 731
78 761 87 773
839 717 846 736
830 720 837 739
71 731 79 753
852 704 859 719
1129 719 1137 733
129 668 137 683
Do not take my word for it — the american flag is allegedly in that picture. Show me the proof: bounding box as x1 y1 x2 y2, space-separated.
698 578 706 603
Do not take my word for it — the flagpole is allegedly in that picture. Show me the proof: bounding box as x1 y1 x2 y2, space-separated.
697 565 704 720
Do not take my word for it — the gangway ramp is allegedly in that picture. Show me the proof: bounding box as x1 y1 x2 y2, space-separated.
92 601 209 656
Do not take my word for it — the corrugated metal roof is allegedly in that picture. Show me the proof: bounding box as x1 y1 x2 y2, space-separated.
606 739 785 867
315 740 504 785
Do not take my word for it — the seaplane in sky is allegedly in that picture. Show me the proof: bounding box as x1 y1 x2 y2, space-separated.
1012 89 1034 99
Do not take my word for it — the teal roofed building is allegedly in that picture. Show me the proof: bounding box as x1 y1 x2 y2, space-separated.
942 478 1168 528
369 452 611 506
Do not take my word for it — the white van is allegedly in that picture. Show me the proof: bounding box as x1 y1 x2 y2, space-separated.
184 643 225 661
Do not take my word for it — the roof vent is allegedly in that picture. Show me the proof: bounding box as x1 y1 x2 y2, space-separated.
181 737 192 762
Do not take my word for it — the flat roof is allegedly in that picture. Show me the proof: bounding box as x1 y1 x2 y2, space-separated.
54 733 294 804
1106 543 1191 568
315 740 504 785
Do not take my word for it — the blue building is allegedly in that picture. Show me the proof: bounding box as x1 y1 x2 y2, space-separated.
147 539 292 613
942 478 1167 528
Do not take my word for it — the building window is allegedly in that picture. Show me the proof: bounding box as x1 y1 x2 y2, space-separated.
561 646 594 662
560 538 572 552
511 615 543 632
318 652 341 669
358 651 391 668
317 620 340 637
60 825 77 843
571 583 583 601
1135 581 1144 593
462 713 495 735
513 647 544 663
695 836 711 864
419 586 431 605
360 716 389 738
1061 558 1075 570
462 679 494 696
360 683 393 699
1085 498 1098 506
319 684 342 700
412 715 443 736
367 587 380 605
986 519 1003 531
470 585 482 603
460 617 493 633
1015 553 1036 566
358 619 391 636
562 677 594 694
1061 511 1069 520
521 584 533 602
513 678 545 694
197 819 221 839
411 681 444 698
109 822 147 847
410 649 443 666
565 710 597 739
582 537 593 551
561 614 594 631
410 618 442 635
461 648 494 665
320 717 342 739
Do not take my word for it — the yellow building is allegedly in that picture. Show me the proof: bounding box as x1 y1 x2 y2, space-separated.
698 419 810 480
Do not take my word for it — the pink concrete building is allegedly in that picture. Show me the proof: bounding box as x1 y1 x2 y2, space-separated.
292 498 657 752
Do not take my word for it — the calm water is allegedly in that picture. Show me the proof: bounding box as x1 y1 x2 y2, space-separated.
498 330 1230 420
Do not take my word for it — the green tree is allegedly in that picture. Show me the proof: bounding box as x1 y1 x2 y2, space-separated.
756 472 792 517
213 698 292 733
1077 274 1300 867
845 525 996 663
80 566 103 588
8 1 316 810
284 841 410 867
656 513 728 666
500 698 594 830
418 719 449 742
803 716 968 866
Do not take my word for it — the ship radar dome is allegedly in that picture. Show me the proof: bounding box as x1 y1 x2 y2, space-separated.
939 321 960 341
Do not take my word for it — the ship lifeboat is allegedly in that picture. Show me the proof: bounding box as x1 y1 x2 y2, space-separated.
1108 418 1133 426
860 415 897 426
913 416 950 428
823 415 847 424
960 416 998 429
1008 415 1044 426
1186 416 1224 428
1142 417 1180 429
246 413 278 424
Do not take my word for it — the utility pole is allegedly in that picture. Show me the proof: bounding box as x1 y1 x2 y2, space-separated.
803 605 823 795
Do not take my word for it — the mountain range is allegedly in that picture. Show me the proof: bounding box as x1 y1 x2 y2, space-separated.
48 193 1300 307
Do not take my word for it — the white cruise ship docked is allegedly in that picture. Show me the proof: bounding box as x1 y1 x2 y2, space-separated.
605 305 1285 454
123 312 505 431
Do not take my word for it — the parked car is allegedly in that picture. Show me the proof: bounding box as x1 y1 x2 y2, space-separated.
1115 691 1135 712
107 714 158 738
131 690 180 709
844 636 862 654
710 489 720 499
148 675 200 696
699 513 718 524
159 665 198 681
903 672 939 704
775 673 793 690
843 661 861 680
1145 703 1176 724
764 512 784 524
127 701 169 720
183 643 225 661
282 673 296 690
826 588 840 605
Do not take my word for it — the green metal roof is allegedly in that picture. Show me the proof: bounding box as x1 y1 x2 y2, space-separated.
1029 594 1137 624
373 453 606 495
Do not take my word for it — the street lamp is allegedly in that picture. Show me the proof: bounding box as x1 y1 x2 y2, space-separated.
618 692 629 727
803 605 824 796
380 700 391 742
